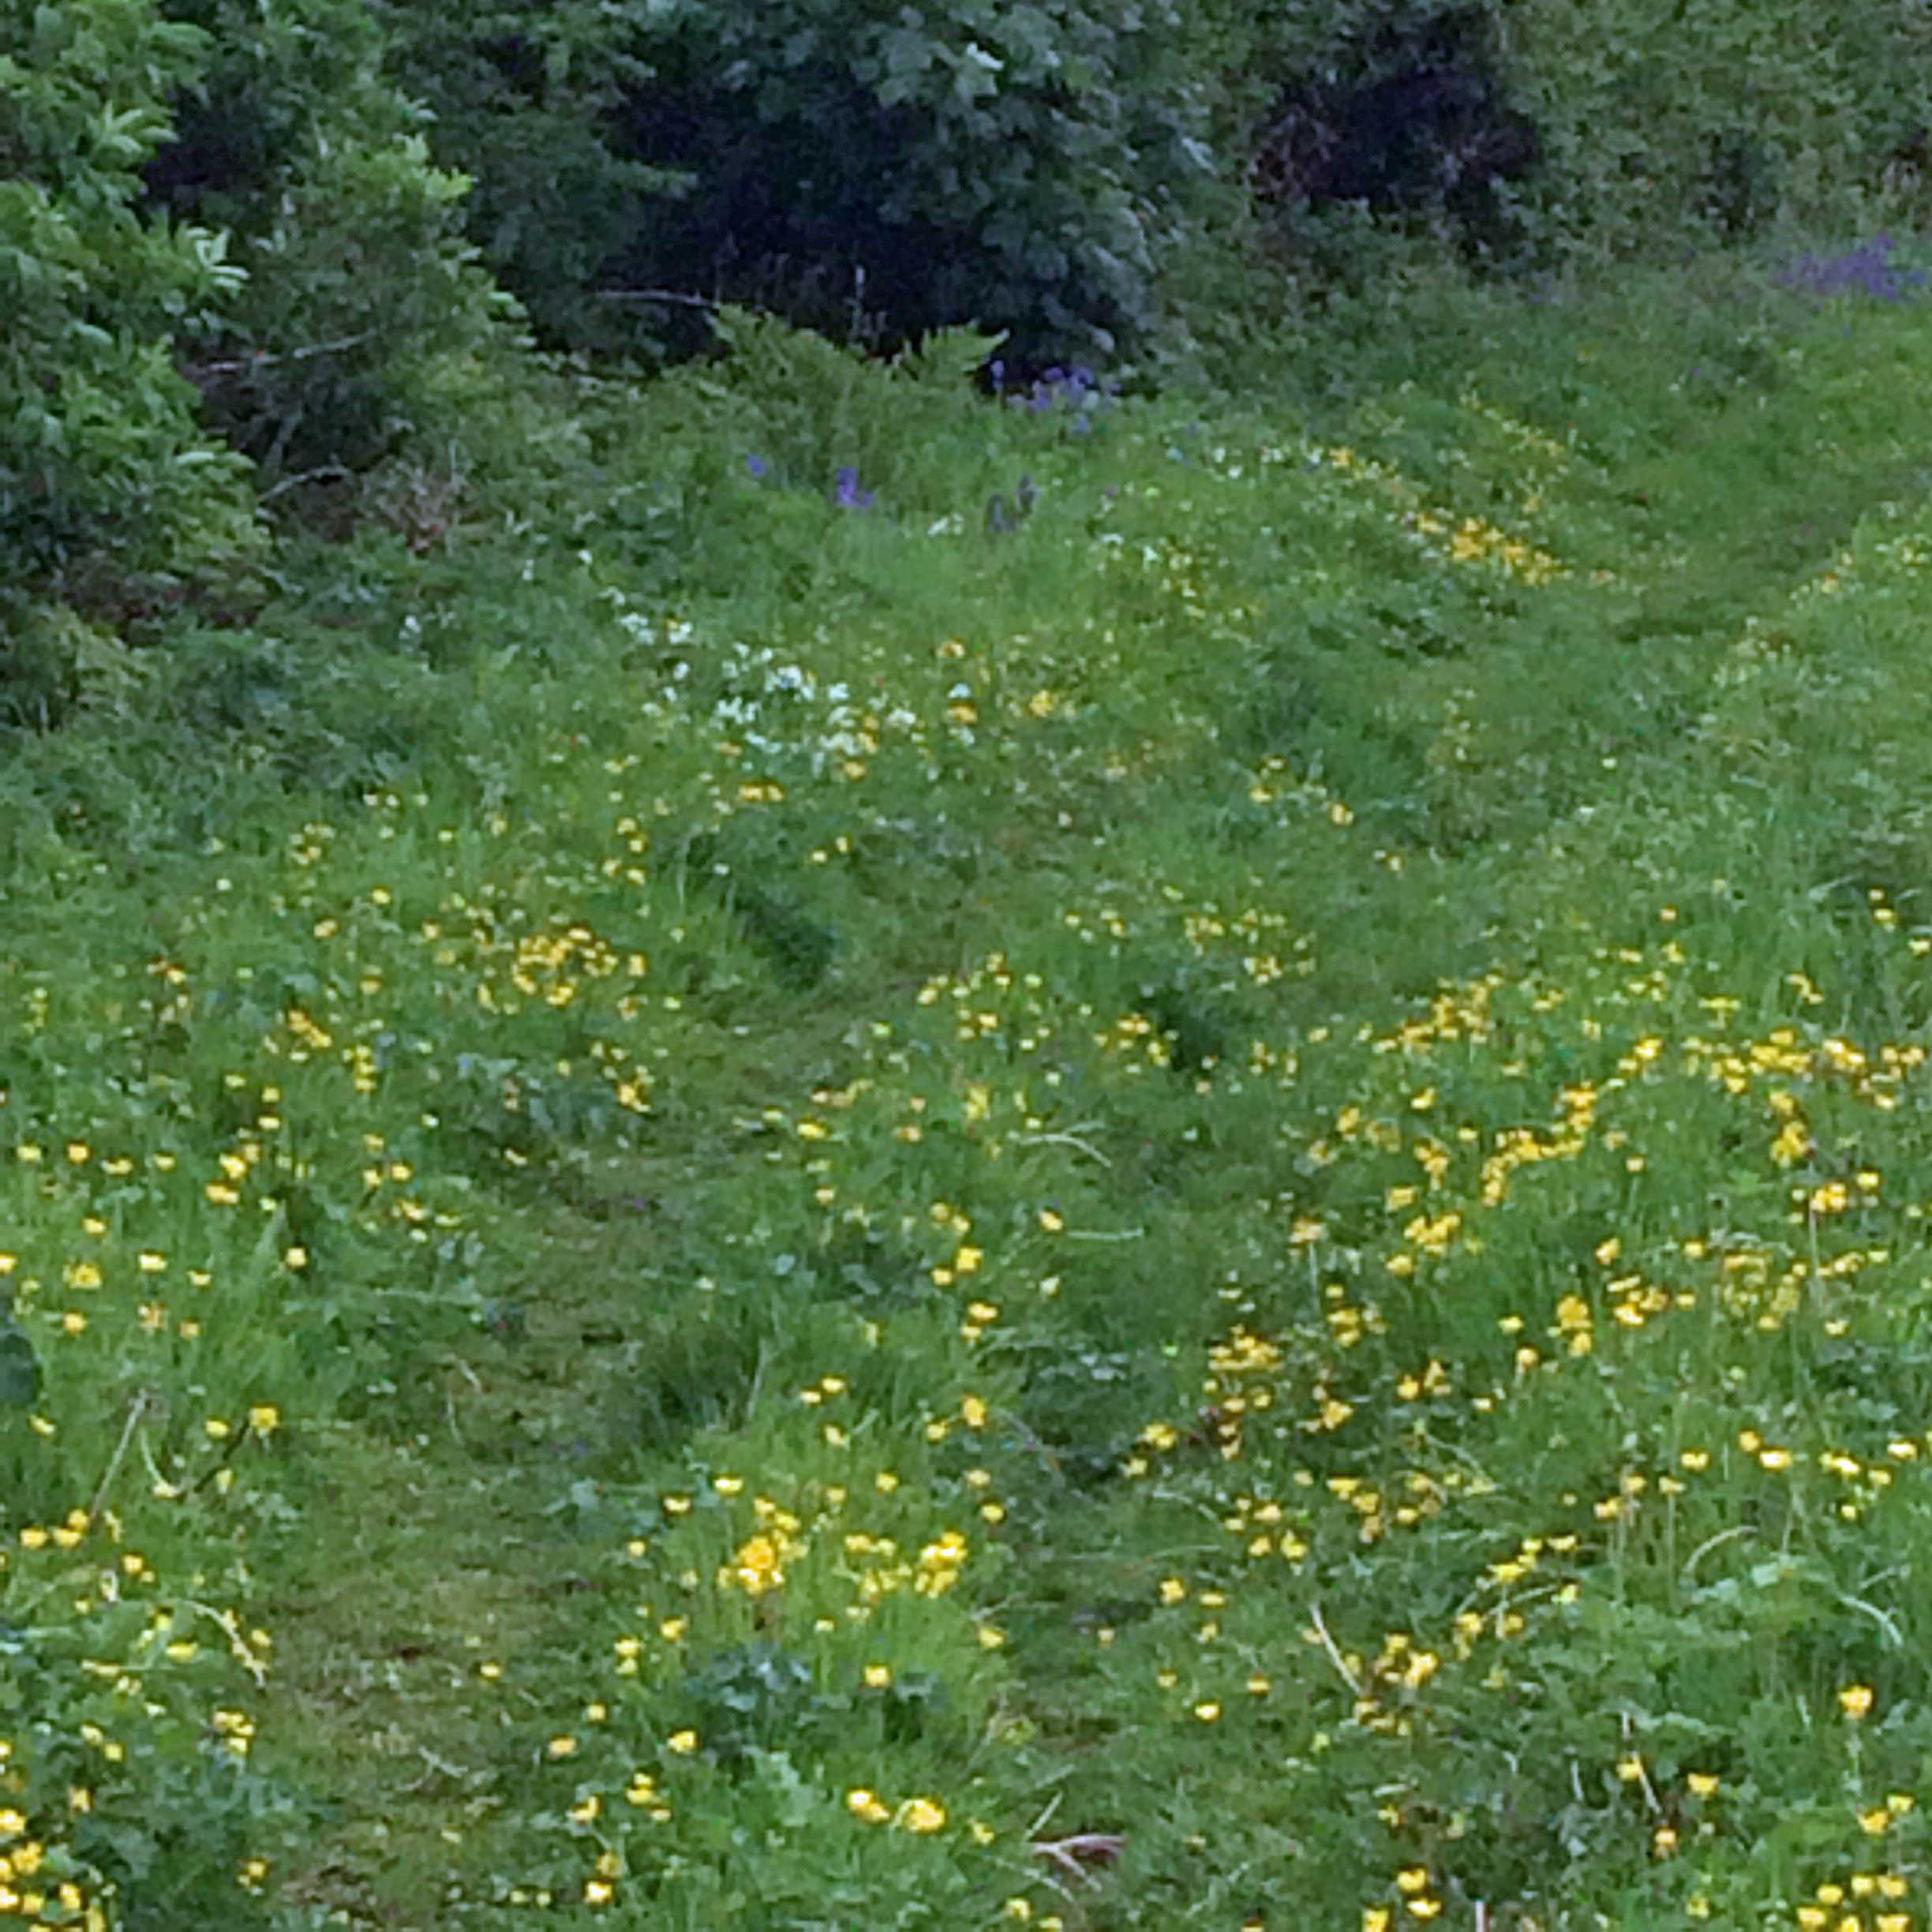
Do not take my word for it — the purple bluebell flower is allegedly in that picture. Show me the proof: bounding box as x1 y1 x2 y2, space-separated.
833 466 874 510
747 454 769 478
988 358 1005 395
1773 234 1927 304
996 361 1119 421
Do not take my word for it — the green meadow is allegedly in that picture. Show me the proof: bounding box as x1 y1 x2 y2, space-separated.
14 230 1932 1931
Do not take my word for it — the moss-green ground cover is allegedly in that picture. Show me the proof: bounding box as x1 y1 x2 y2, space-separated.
9 234 1932 1929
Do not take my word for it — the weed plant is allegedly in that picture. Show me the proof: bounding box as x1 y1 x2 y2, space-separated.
9 230 1932 1929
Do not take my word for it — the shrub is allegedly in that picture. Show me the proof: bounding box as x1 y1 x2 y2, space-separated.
372 0 698 356
1229 0 1932 334
558 0 1264 375
144 0 515 481
0 0 260 638
1493 0 1932 264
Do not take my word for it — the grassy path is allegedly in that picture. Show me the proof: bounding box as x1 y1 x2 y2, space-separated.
13 239 1932 1927
242 256 1932 1923
255 1066 856 1923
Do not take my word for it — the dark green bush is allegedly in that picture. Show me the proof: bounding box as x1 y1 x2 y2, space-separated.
372 0 696 354
2 0 539 720
612 0 1260 372
1237 0 1932 285
0 0 260 622
144 0 515 481
358 0 1932 388
365 0 1273 379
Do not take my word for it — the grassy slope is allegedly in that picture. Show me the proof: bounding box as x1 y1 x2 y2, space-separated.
9 237 1932 1930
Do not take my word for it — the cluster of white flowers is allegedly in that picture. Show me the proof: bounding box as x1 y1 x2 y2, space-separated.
613 610 921 773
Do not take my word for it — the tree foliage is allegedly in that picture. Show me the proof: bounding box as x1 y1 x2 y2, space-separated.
376 0 1271 376
0 1 258 601
1239 0 1932 275
6 0 1932 691
144 0 513 479
373 0 697 354
617 0 1254 369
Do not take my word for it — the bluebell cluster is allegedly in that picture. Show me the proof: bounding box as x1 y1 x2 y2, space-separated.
740 453 876 509
736 357 1125 522
832 465 875 511
1772 233 1929 304
987 359 1119 432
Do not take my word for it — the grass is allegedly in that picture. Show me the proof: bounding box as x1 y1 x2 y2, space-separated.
10 222 1932 1930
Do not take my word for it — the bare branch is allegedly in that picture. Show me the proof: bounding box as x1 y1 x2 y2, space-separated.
592 288 721 309
185 331 376 377
257 464 355 504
